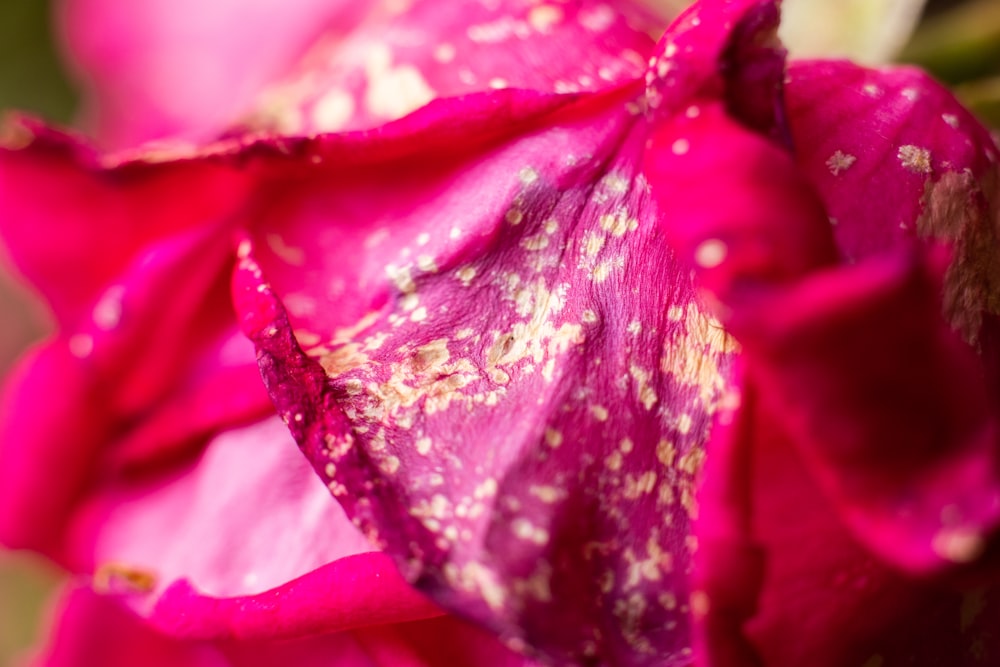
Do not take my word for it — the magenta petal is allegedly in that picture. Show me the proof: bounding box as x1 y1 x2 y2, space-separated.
243 0 661 135
0 118 251 328
226 5 795 663
641 40 1000 666
0 342 108 552
33 586 534 667
150 552 442 641
786 60 1000 354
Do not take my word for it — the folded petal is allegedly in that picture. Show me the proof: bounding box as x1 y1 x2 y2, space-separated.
644 37 1000 667
32 586 534 667
230 3 784 664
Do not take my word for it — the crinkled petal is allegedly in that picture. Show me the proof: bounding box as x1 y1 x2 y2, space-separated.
230 3 785 664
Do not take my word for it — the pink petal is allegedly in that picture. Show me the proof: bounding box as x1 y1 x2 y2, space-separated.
240 0 661 135
72 417 442 638
58 0 372 149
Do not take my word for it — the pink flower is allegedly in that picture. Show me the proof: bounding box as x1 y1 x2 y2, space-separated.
3 0 1000 666
1 0 659 664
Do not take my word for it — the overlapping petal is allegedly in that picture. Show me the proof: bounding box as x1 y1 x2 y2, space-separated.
242 0 662 136
643 17 1000 667
231 2 784 664
32 586 530 667
6 0 1000 665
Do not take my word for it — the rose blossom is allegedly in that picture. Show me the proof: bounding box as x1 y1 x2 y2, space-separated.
1 0 663 664
3 0 1000 666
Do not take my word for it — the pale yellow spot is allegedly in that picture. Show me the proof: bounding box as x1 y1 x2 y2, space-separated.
694 239 727 268
400 293 420 312
932 527 985 563
671 138 690 155
380 455 401 474
677 413 693 435
656 439 677 467
506 208 525 225
312 90 356 132
592 261 613 282
528 5 564 33
364 44 435 119
583 231 606 256
386 264 416 293
410 306 428 322
826 150 856 176
605 450 624 471
898 144 933 174
623 471 657 499
521 234 550 251
475 478 499 499
590 405 609 421
456 266 477 286
416 255 437 272
545 428 564 448
600 211 638 237
530 485 567 503
512 518 550 545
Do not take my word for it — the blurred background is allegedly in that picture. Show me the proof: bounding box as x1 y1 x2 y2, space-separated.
0 0 997 664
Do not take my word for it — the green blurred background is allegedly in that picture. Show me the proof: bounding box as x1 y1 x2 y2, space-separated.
0 0 996 665
0 1 68 664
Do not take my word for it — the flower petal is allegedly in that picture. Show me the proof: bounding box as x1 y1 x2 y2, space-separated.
58 0 372 148
242 0 662 135
230 3 786 664
644 46 1000 666
32 586 535 667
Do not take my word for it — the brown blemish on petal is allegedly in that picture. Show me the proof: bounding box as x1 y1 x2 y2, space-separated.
94 563 157 594
916 169 1000 346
